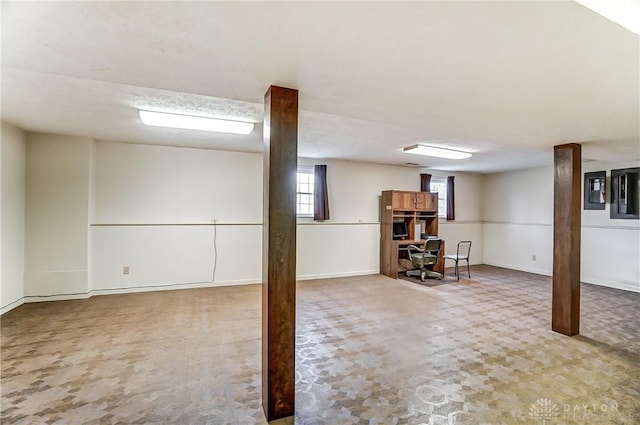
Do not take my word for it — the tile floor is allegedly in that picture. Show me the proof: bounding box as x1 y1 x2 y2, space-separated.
1 266 638 424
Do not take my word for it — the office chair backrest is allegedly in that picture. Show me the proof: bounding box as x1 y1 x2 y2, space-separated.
424 238 442 254
457 241 472 259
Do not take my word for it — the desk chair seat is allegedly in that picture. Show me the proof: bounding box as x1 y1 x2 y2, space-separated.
444 240 472 281
406 239 443 282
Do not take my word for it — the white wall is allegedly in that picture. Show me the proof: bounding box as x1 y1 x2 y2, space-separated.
14 135 485 300
483 162 640 292
92 142 262 225
435 172 484 264
90 142 263 292
12 128 638 303
483 166 553 275
89 142 485 292
1 122 26 313
299 158 415 279
581 161 640 290
297 160 485 279
296 159 414 279
25 133 92 298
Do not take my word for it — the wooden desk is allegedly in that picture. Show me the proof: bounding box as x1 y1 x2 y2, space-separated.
381 239 445 279
379 190 441 279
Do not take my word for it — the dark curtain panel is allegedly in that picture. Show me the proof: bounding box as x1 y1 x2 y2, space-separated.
314 164 330 221
420 173 432 192
446 176 455 221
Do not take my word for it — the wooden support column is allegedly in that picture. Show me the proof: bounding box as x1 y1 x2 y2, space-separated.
262 86 298 421
552 143 581 336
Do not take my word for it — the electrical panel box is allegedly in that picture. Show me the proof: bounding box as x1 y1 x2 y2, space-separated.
610 168 639 220
584 171 606 210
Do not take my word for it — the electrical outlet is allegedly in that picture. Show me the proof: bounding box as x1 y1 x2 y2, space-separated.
531 255 537 261
123 265 130 275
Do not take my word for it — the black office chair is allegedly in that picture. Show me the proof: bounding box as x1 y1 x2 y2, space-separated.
406 238 443 281
444 240 472 280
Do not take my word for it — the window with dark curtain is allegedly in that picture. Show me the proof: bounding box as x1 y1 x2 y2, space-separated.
420 173 432 192
446 176 455 221
314 164 330 221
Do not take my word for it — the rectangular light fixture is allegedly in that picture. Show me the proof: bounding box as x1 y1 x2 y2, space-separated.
402 144 472 159
139 110 254 135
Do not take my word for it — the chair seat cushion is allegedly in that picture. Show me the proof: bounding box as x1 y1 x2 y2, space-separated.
410 253 437 262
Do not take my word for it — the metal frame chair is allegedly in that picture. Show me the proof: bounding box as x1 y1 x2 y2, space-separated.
444 240 472 280
406 238 443 281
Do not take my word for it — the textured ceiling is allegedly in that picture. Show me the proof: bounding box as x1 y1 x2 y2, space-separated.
2 1 638 173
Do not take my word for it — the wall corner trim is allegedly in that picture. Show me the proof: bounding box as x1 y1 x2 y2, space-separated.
0 298 26 316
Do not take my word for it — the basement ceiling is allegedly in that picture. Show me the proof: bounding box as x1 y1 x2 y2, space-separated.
2 1 638 173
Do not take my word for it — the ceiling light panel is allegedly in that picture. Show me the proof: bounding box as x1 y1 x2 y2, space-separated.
139 110 254 135
402 144 472 159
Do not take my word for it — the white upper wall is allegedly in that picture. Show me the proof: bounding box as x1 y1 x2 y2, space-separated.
483 166 553 225
92 142 263 224
300 158 418 224
299 158 485 224
483 160 640 292
442 171 484 223
484 161 640 227
1 122 26 312
98 146 489 228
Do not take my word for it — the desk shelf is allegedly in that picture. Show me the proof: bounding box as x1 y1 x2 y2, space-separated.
380 190 442 279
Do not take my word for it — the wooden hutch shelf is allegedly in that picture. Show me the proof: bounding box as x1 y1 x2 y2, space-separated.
380 190 444 279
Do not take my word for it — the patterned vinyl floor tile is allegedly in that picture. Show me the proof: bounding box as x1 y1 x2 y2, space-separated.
1 266 638 424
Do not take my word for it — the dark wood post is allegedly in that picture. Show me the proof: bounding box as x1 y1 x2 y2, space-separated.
552 143 581 336
262 86 298 421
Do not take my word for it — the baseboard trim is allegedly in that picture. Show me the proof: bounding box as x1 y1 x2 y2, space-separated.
581 278 640 293
13 272 377 305
297 270 379 281
483 262 551 277
6 267 638 310
89 278 261 296
18 279 261 304
483 262 639 292
24 293 91 303
0 297 25 315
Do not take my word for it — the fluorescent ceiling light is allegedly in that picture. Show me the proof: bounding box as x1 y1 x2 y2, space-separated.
139 110 254 135
402 144 472 160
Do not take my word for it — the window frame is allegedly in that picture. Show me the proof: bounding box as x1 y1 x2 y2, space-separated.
430 177 447 219
296 166 315 217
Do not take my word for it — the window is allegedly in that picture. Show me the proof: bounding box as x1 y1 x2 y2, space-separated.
430 177 447 218
296 166 314 216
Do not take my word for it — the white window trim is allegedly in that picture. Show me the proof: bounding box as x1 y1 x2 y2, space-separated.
297 166 314 218
430 177 447 219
